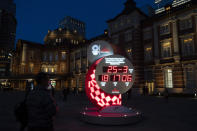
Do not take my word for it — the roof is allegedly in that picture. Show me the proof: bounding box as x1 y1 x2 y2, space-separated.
107 0 147 23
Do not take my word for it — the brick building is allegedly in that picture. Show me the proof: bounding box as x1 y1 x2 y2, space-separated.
107 0 147 94
11 16 108 91
142 0 197 94
107 0 197 94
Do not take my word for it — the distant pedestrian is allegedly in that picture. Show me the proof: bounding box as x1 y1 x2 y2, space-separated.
62 88 68 101
164 88 169 103
145 86 149 96
73 87 78 96
143 86 146 96
26 72 58 131
26 81 32 93
51 86 55 97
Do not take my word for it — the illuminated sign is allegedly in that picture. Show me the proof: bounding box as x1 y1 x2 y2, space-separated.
172 0 191 7
155 7 165 14
155 0 162 4
92 44 101 55
155 0 191 14
51 80 56 87
87 40 114 63
95 55 135 95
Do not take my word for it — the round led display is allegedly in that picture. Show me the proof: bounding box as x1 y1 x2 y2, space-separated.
95 55 135 95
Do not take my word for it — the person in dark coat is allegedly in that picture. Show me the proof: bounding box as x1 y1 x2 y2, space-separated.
26 72 58 131
62 88 68 101
164 88 169 103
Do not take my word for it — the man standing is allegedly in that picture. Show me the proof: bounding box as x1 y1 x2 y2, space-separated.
26 72 58 131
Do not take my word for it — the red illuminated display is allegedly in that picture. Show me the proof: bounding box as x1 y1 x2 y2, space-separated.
99 66 132 82
100 75 132 82
103 66 128 73
85 58 122 108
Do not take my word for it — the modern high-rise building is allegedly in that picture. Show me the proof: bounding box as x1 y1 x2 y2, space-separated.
0 0 17 77
59 16 86 37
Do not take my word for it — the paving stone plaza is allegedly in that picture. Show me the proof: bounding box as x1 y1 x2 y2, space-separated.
0 91 197 131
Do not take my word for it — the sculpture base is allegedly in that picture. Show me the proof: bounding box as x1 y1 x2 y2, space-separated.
80 106 142 125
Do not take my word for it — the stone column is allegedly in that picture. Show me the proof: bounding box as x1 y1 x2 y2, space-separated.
22 44 27 64
195 63 197 89
195 15 197 33
172 20 180 63
153 23 160 64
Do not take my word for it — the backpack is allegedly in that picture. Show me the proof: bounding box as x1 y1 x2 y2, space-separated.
14 92 29 130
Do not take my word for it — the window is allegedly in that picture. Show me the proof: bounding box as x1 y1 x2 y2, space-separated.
29 51 34 60
125 30 132 42
43 52 47 61
185 66 196 88
61 52 66 60
181 36 195 56
164 68 173 88
112 35 119 44
81 49 87 57
143 29 152 40
55 53 58 61
144 45 153 61
127 48 132 58
49 53 53 62
75 52 80 59
144 70 153 82
48 67 52 73
161 41 172 58
54 65 58 73
127 17 131 23
160 24 170 35
29 63 34 73
81 60 87 72
21 65 25 74
120 19 124 26
45 68 48 73
70 62 74 71
56 38 62 43
179 18 192 30
60 64 65 72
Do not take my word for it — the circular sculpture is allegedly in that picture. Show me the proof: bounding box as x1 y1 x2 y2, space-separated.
82 42 142 125
85 58 121 108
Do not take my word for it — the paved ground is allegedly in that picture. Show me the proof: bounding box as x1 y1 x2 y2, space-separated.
0 91 197 131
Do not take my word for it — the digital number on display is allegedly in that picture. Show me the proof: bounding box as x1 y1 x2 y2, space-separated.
99 75 132 82
95 55 135 94
103 66 128 73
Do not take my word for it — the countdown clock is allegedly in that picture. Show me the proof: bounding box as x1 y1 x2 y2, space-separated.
95 55 135 95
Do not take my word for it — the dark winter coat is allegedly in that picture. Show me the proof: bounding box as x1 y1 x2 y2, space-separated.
26 85 57 128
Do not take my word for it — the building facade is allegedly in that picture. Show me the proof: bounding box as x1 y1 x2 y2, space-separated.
0 0 16 88
107 0 197 94
142 0 197 94
10 0 197 95
11 16 108 91
107 0 147 94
